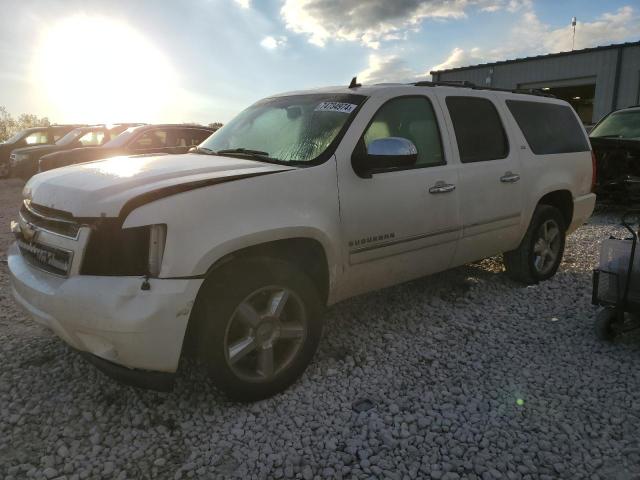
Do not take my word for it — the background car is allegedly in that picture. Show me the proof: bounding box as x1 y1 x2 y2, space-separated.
589 105 640 203
39 124 215 172
10 123 143 179
0 124 84 178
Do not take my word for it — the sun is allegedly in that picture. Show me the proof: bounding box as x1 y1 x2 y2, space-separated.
32 15 178 124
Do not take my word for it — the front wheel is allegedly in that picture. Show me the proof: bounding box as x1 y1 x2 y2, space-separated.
194 257 324 401
504 205 566 284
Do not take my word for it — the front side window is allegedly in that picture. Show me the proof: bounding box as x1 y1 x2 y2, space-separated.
362 96 444 168
590 110 640 140
24 131 49 145
446 96 508 163
507 100 590 154
199 93 366 164
78 130 106 146
132 130 169 149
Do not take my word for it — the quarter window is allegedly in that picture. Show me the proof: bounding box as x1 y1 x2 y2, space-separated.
362 96 444 168
446 96 509 163
507 100 590 154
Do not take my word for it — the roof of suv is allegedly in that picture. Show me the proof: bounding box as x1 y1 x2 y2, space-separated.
273 81 560 102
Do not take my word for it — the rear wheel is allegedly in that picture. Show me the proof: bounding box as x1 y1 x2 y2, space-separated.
504 205 566 284
195 257 323 401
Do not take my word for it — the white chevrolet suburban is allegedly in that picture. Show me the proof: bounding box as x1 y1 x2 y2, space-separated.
8 82 596 400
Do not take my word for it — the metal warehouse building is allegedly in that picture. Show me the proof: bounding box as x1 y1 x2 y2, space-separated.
430 41 640 124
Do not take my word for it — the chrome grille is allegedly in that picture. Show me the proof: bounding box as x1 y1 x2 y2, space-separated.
17 239 73 277
20 200 80 239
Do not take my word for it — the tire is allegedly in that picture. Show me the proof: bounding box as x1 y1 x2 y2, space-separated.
594 308 617 341
194 257 324 401
504 205 566 284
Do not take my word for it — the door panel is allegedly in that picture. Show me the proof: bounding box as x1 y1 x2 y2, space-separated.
440 94 523 266
335 93 461 298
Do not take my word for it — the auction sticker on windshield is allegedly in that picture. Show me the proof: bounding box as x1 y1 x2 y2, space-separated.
315 102 358 114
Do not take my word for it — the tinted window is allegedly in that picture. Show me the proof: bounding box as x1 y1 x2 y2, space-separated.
78 130 106 146
24 131 49 145
132 130 168 149
446 96 508 163
507 100 590 154
590 110 640 140
363 96 444 167
190 129 212 145
171 129 211 147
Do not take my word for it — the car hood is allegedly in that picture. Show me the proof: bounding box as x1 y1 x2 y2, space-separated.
11 144 58 157
24 153 296 218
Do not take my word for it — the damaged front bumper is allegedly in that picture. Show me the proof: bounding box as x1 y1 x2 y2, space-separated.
8 243 203 383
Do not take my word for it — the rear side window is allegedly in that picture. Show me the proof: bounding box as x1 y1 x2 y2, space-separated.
446 96 508 163
506 100 590 154
132 130 168 149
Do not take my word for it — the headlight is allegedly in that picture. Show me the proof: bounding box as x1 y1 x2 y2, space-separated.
81 223 167 277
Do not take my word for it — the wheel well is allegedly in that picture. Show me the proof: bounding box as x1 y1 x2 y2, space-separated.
181 238 330 360
538 190 573 228
209 238 330 304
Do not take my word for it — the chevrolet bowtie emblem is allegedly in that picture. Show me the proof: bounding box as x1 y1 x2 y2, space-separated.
18 217 38 243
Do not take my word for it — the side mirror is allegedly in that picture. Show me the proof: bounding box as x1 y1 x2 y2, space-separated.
353 137 418 178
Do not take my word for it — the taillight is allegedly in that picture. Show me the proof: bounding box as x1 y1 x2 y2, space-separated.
591 150 597 193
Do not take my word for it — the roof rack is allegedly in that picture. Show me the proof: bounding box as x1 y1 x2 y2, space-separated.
412 80 556 98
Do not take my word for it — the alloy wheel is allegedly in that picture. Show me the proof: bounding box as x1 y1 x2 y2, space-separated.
533 219 561 276
224 286 307 382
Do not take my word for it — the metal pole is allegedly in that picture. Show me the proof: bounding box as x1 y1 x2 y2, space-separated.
571 17 577 50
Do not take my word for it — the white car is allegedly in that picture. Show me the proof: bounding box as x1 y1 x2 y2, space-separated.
8 82 596 400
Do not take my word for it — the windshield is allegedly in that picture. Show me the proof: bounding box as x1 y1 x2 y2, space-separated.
199 93 367 163
102 126 143 148
55 128 87 146
1 130 27 144
590 110 640 140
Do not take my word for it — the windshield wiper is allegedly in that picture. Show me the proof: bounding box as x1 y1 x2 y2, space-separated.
216 148 271 156
191 146 217 155
215 148 286 164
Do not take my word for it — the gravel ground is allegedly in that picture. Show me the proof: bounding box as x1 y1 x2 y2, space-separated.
1 178 640 480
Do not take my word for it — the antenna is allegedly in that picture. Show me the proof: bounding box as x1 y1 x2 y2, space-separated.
348 76 361 89
571 17 577 50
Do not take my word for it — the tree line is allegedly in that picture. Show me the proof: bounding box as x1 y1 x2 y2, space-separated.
0 106 50 142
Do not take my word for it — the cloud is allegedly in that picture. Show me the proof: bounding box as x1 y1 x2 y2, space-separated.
233 0 250 8
430 6 640 72
281 0 469 48
260 35 287 50
357 5 640 85
358 54 423 84
280 0 535 48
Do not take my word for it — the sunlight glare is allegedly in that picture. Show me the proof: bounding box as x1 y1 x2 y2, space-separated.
32 15 178 123
84 156 152 178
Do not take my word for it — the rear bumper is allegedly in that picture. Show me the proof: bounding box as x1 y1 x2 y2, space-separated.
568 193 597 234
8 243 203 373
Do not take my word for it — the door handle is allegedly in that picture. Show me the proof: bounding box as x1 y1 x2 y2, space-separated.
500 171 521 183
429 182 456 194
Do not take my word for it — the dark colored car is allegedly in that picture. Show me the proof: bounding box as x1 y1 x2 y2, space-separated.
39 124 216 172
10 123 145 180
590 106 640 203
0 124 84 178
